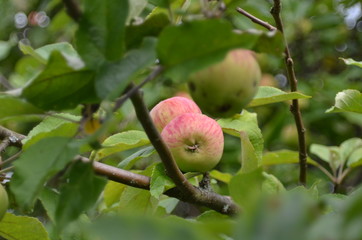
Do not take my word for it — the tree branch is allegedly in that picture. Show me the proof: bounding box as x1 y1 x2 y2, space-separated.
113 66 164 111
236 7 276 31
0 124 239 215
130 86 239 215
129 85 198 195
0 126 25 148
270 0 308 186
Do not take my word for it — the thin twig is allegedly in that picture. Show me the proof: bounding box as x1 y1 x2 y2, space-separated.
236 7 276 31
270 0 308 186
0 151 22 167
0 166 14 174
0 139 10 153
78 156 150 189
0 126 25 148
0 75 13 90
315 163 335 182
62 0 82 22
113 66 164 111
337 168 351 184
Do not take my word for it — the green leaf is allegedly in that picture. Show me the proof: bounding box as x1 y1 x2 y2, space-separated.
22 51 98 110
347 148 362 168
209 170 232 183
39 187 59 222
262 150 318 166
118 146 156 170
22 113 80 149
0 94 43 120
157 19 283 82
103 181 127 208
34 43 84 69
95 130 150 160
310 144 341 171
149 0 174 8
326 89 362 114
127 0 147 24
340 138 362 165
18 41 47 64
34 43 80 60
158 198 179 214
10 137 79 210
262 172 286 194
340 57 362 68
218 111 263 160
118 186 159 214
76 0 129 67
150 163 174 199
0 213 50 240
125 12 170 49
229 167 264 212
0 40 15 61
55 161 106 230
95 37 157 100
239 131 259 173
248 86 311 107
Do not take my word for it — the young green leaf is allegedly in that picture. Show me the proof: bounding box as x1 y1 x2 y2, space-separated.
347 148 362 168
117 186 159 215
262 150 318 166
218 111 263 161
239 131 260 174
0 94 43 120
118 146 156 170
103 181 127 208
262 172 286 194
150 163 174 199
22 113 80 149
326 89 362 114
209 170 232 183
229 167 264 212
94 130 150 160
340 138 362 165
340 58 362 68
0 213 50 240
248 86 311 107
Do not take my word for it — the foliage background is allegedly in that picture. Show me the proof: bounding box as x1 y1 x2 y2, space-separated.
0 0 361 239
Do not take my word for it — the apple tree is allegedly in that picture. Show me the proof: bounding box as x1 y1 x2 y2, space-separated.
0 0 361 239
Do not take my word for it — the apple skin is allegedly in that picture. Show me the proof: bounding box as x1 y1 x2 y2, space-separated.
0 184 8 220
161 113 224 172
150 97 201 132
188 49 261 118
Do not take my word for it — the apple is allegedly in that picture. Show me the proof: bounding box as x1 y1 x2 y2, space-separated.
150 96 201 132
161 113 224 172
188 49 262 118
0 184 8 220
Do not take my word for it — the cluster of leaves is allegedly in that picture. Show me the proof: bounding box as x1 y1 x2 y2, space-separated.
0 0 361 239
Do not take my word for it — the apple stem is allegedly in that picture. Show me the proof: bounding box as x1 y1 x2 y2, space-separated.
187 144 199 153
